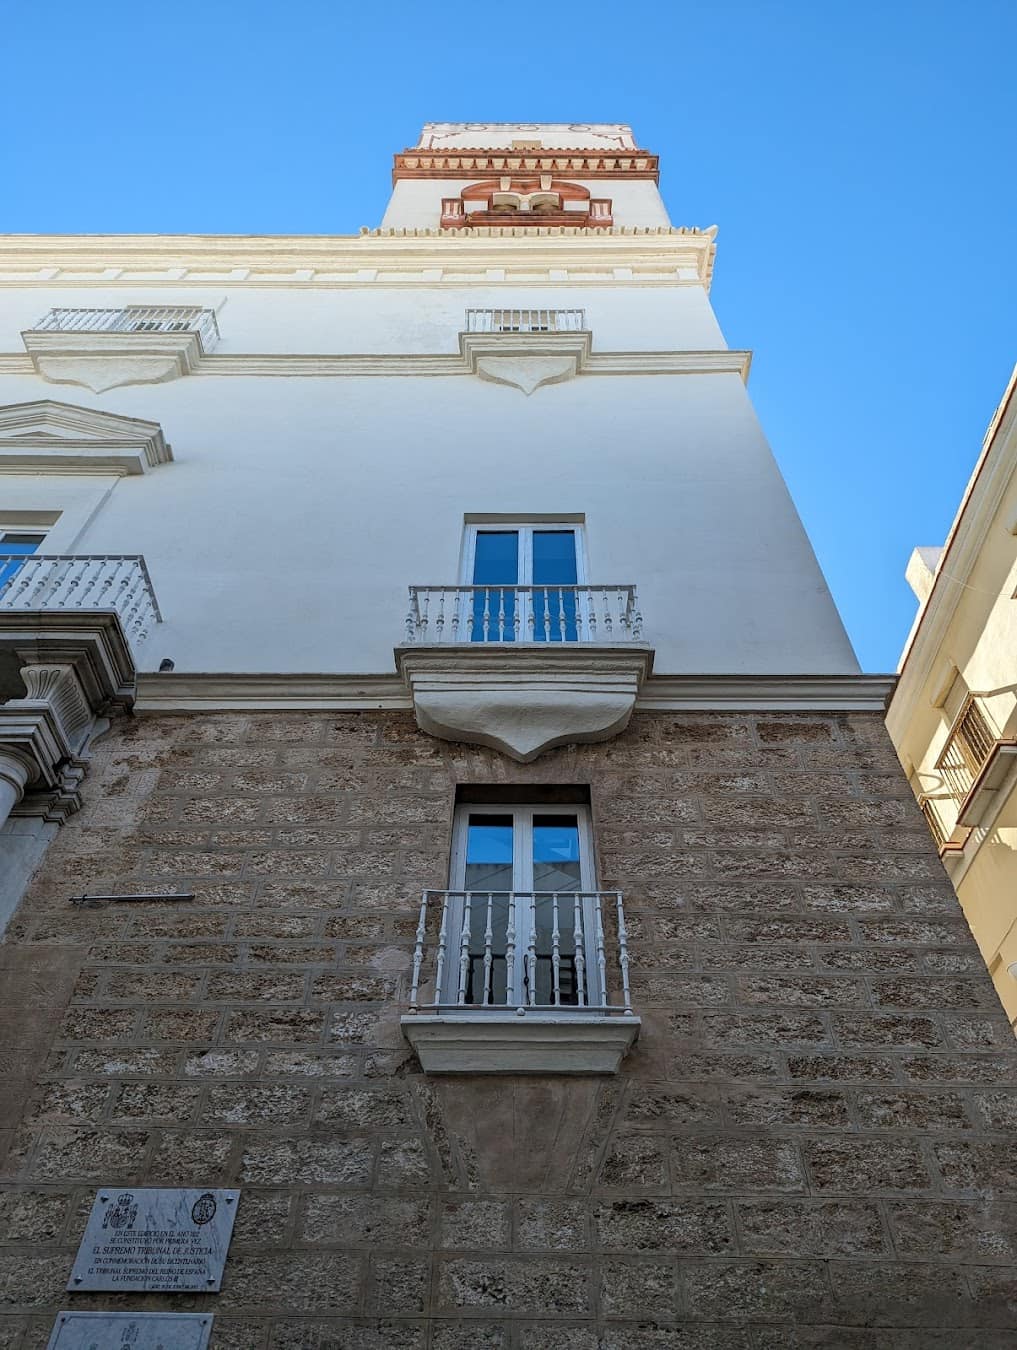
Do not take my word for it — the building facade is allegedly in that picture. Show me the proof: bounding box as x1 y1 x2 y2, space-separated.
888 365 1017 1028
1 124 1016 1345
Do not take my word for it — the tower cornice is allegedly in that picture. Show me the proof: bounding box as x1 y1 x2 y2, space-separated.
392 148 660 183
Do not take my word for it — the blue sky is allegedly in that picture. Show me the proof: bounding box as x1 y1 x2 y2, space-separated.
4 1 1015 672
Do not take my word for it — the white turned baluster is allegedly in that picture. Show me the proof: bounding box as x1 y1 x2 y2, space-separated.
434 896 450 1009
434 589 446 642
420 591 431 642
631 591 644 640
506 891 516 1009
512 590 521 641
601 589 613 638
59 558 88 608
482 588 490 643
76 559 102 608
616 892 634 1014
2 557 38 605
451 588 462 641
497 588 506 642
557 588 567 642
594 894 608 1009
551 893 561 1006
573 893 586 1007
482 893 494 1006
542 587 551 642
406 589 417 642
408 891 428 1009
586 587 597 641
457 893 472 1005
526 895 538 1006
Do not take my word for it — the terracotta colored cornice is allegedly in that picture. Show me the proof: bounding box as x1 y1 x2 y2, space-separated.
393 148 660 183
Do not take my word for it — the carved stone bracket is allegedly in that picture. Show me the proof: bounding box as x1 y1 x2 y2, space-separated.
21 331 208 393
395 643 653 762
0 611 139 826
459 330 592 395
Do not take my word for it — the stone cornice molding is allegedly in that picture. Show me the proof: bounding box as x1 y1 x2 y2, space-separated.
393 148 660 182
0 229 717 289
0 350 752 383
134 671 893 714
0 399 171 474
887 363 1017 741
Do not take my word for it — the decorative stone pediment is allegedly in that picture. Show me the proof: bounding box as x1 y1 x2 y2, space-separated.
0 400 171 475
395 643 653 761
22 329 209 393
459 329 591 395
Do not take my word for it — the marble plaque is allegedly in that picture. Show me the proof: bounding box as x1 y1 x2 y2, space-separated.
47 1311 213 1349
68 1188 239 1292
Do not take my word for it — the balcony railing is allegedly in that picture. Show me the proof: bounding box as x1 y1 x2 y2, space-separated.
29 306 219 349
918 793 952 850
405 584 642 644
936 696 997 801
0 556 161 651
465 308 585 333
408 889 634 1015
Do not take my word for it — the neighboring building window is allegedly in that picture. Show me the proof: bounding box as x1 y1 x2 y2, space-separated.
463 523 585 642
443 800 604 1008
0 529 46 589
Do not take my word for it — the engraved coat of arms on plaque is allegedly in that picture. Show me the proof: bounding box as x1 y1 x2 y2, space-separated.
67 1189 239 1292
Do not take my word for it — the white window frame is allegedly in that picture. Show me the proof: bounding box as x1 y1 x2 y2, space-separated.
444 802 604 1009
460 522 588 586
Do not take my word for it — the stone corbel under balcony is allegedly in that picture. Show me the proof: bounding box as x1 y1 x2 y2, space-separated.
0 610 141 824
22 329 209 394
402 1012 640 1074
458 328 592 395
395 643 654 762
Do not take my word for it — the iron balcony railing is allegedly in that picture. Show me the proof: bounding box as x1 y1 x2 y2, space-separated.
918 793 951 850
935 696 997 802
29 306 219 349
465 308 585 333
0 555 161 652
405 584 642 644
407 889 634 1016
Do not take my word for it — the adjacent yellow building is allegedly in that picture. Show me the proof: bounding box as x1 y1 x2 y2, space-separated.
888 363 1017 1025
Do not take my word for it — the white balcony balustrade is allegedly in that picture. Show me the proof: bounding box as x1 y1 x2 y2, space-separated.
403 889 640 1072
465 308 585 333
0 556 161 654
409 888 634 1013
405 584 643 645
29 307 220 348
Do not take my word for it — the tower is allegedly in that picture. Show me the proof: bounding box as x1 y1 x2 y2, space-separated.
0 123 1014 1343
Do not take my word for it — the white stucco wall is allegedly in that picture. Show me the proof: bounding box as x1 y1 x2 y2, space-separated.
0 361 857 677
4 284 727 356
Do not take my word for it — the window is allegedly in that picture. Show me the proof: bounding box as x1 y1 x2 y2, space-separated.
0 528 45 589
463 523 585 642
443 801 606 1009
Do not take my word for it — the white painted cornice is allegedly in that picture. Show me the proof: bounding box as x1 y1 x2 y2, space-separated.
134 670 892 714
0 229 717 289
887 364 1017 741
0 349 751 383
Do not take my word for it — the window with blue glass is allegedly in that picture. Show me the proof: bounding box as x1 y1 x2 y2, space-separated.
445 802 601 1009
0 530 45 590
465 524 584 642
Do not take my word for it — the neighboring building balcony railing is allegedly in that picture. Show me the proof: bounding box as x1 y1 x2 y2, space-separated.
28 306 220 348
404 584 643 645
465 308 585 334
918 793 954 851
936 696 997 802
407 889 635 1016
0 555 161 653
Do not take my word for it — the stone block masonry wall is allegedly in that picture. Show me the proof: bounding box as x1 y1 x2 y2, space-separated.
2 709 1017 1347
